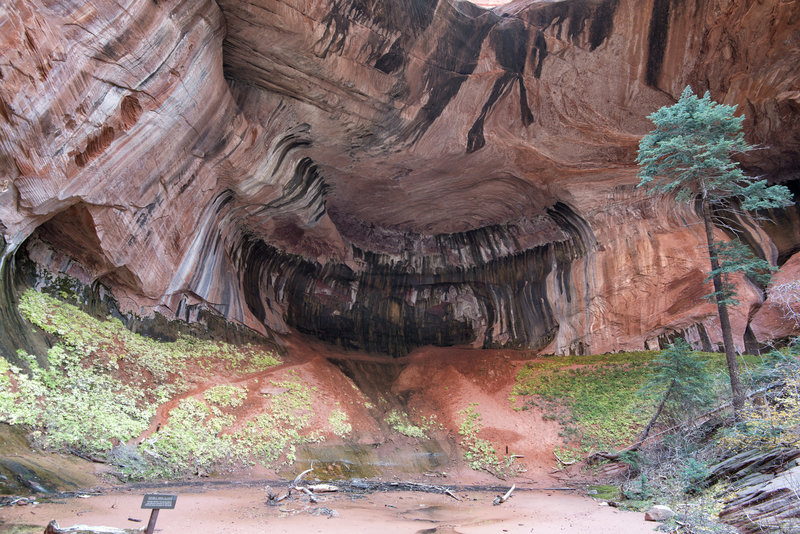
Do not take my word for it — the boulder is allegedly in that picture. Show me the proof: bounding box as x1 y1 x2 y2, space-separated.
644 505 675 522
719 466 800 533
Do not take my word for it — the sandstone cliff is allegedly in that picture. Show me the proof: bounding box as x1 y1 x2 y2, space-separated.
1 0 798 356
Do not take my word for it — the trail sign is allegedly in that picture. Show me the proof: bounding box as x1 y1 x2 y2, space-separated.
141 494 177 509
141 493 177 534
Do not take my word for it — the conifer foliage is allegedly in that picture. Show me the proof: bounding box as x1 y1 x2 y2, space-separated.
636 87 792 412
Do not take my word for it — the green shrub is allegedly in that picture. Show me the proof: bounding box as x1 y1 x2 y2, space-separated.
644 339 715 425
680 458 710 493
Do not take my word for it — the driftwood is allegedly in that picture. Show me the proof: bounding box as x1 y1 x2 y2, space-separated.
264 485 290 505
384 481 460 500
44 520 142 534
307 484 339 493
287 467 319 503
295 486 319 504
263 478 514 506
493 484 515 505
272 466 342 505
443 489 459 501
292 468 314 487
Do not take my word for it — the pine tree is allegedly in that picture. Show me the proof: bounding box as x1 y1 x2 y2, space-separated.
636 339 713 446
650 338 713 421
636 86 792 412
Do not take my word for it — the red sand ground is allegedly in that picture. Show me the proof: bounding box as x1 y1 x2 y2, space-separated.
2 486 658 533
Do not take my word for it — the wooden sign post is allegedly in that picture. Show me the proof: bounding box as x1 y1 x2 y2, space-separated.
141 493 177 534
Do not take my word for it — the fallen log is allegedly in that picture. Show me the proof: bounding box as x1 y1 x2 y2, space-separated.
307 484 338 493
387 481 460 499
585 381 786 466
44 520 142 534
632 382 673 448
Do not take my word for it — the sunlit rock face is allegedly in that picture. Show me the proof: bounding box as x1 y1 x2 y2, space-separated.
1 0 798 356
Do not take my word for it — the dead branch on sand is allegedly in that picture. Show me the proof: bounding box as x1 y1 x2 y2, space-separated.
493 484 515 505
553 450 576 466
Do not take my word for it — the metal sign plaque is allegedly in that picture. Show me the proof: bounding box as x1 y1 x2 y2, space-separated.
141 493 178 510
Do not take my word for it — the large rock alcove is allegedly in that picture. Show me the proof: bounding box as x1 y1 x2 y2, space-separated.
1 0 799 357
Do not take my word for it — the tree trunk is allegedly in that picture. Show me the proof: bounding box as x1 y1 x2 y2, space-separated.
634 381 673 447
701 200 745 413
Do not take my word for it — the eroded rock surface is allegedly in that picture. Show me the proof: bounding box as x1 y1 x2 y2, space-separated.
1 0 798 356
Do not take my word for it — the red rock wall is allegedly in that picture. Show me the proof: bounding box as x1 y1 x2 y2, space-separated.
1 0 798 356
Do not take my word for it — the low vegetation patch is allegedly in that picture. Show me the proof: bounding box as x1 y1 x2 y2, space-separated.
234 372 322 467
17 290 280 385
457 403 519 477
512 350 745 457
512 352 661 454
537 341 799 533
140 373 320 478
0 288 320 479
386 410 428 439
328 404 352 438
0 346 152 457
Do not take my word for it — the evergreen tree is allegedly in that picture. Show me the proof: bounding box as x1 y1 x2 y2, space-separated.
635 339 713 446
636 86 792 412
649 338 713 422
703 238 776 308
